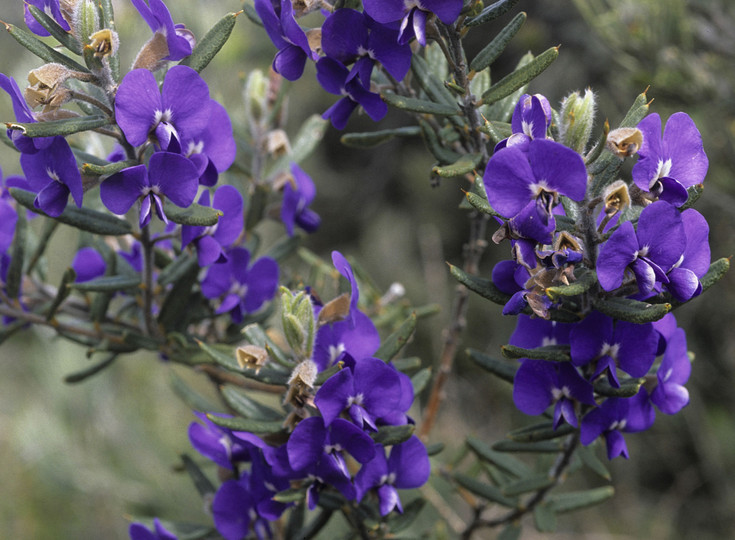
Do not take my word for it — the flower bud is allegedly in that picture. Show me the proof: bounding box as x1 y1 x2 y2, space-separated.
280 287 315 360
285 359 318 408
244 69 269 125
606 127 643 158
558 88 596 154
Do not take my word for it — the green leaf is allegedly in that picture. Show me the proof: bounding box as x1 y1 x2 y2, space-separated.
381 92 461 116
482 46 559 105
265 233 302 262
411 53 457 106
501 344 571 362
453 473 518 507
593 296 671 323
165 202 222 226
374 311 416 361
448 263 511 306
6 209 26 299
391 357 422 372
370 424 415 446
679 183 705 211
507 421 576 443
498 523 522 540
340 126 421 148
266 115 328 176
196 341 240 371
470 12 527 72
206 413 284 434
2 21 90 73
594 377 644 398
493 440 564 453
64 353 119 384
10 188 133 236
314 362 344 386
411 367 432 395
27 4 83 54
466 0 523 27
82 159 137 177
180 453 216 497
432 153 482 178
220 385 283 421
169 370 222 413
466 436 531 478
273 487 307 503
577 444 611 481
426 442 445 456
45 267 76 320
295 509 333 540
69 275 141 292
533 502 558 533
467 349 517 383
386 498 426 533
157 259 200 333
180 11 239 72
548 486 615 513
544 269 597 300
698 257 730 295
157 253 198 287
464 190 504 217
502 473 556 496
6 115 111 138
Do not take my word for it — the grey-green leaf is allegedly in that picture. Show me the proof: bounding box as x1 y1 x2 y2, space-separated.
374 311 416 361
165 202 222 226
449 263 511 306
548 486 615 513
593 296 671 323
69 275 141 292
7 115 111 138
340 126 421 148
370 424 415 446
206 413 284 434
381 92 461 116
2 21 90 73
433 153 482 178
27 4 83 55
179 12 239 72
465 0 522 27
466 436 531 478
470 12 527 72
507 421 576 443
501 344 571 362
220 385 283 421
482 47 559 105
467 348 517 383
454 473 518 507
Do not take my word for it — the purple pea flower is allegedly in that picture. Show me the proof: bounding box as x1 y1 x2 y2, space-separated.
281 163 320 236
24 0 70 37
513 359 596 428
483 139 588 244
596 201 686 295
355 436 430 516
0 74 53 154
200 247 278 324
580 393 653 460
509 314 573 349
129 518 178 540
131 0 194 61
183 100 236 186
71 247 106 282
363 0 464 46
651 325 691 415
633 112 708 206
495 93 553 152
100 151 199 227
20 136 83 217
316 57 388 130
0 199 18 255
188 412 254 470
181 185 243 267
254 0 318 81
114 66 211 149
664 208 710 302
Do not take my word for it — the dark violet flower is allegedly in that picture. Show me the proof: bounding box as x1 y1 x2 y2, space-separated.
281 163 320 236
363 0 463 46
181 185 243 267
0 198 18 255
254 0 318 81
72 247 106 282
129 518 177 540
201 247 278 324
570 311 658 387
483 139 587 244
509 314 572 349
664 208 710 302
596 201 686 295
0 74 53 153
24 0 70 37
316 57 388 130
495 93 552 152
100 151 199 227
114 66 211 149
580 393 653 460
633 112 708 206
131 0 194 61
651 326 691 415
355 436 430 516
20 136 83 217
183 100 236 187
188 412 254 470
513 359 595 428
315 356 403 430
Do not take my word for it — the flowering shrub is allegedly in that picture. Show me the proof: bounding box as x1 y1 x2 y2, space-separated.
0 0 729 538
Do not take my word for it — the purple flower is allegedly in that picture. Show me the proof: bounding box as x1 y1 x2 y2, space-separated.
24 1 70 37
633 112 708 206
355 436 430 516
20 136 83 217
131 0 194 61
100 151 199 227
495 94 552 151
254 0 318 81
664 208 710 302
183 100 236 186
0 74 53 154
580 393 653 460
200 247 278 324
72 247 106 282
363 0 464 46
129 518 177 540
596 201 686 295
181 185 243 266
483 139 587 244
114 66 211 149
188 412 254 470
281 163 320 236
509 314 572 349
0 198 18 255
651 326 691 414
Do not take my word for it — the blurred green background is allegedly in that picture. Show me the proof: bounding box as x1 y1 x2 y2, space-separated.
1 0 734 538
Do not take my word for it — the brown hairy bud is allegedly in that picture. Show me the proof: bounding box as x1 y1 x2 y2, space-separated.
606 127 643 158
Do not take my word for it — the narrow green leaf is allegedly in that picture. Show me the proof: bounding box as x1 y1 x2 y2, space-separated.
45 267 76 320
411 53 457 106
220 385 283 421
2 21 90 73
70 275 141 292
464 190 504 217
577 444 611 481
123 331 163 351
498 523 522 540
6 208 26 299
594 377 644 398
180 453 216 497
27 5 83 54
619 90 650 128
370 424 415 446
449 263 511 306
64 353 118 384
206 413 284 434
698 257 730 295
157 253 198 287
548 486 615 513
196 341 240 371
165 202 222 226
466 436 531 478
502 473 556 496
411 367 432 395
265 233 301 262
470 12 527 72
82 159 137 177
482 47 559 105
386 498 425 533
179 12 239 72
10 188 133 236
593 296 671 323
391 357 422 372
296 509 333 540
533 502 558 533
266 115 328 176
419 118 462 165
433 153 482 178
340 126 421 148
157 259 199 333
242 2 263 27
501 344 571 362
381 92 461 116
374 311 416 361
467 349 517 383
7 115 110 139
466 0 522 27
426 442 445 456
493 440 564 453
679 183 705 211
273 487 307 503
454 473 518 508
314 362 343 386
544 269 597 300
507 421 576 443
169 371 222 413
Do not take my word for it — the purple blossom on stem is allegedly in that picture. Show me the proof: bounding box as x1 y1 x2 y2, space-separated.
495 93 552 151
281 163 320 236
183 100 236 186
363 0 464 46
651 325 691 415
71 247 106 282
188 412 254 470
0 199 18 254
580 393 654 460
131 0 194 61
664 208 710 302
0 74 52 153
129 518 178 540
24 0 70 37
